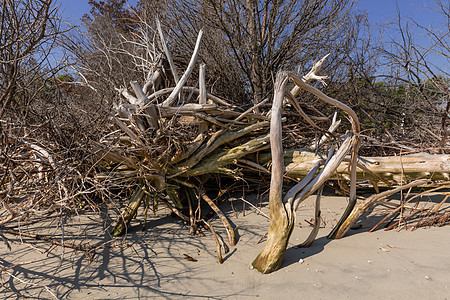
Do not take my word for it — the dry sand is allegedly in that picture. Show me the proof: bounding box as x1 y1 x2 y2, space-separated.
1 194 449 299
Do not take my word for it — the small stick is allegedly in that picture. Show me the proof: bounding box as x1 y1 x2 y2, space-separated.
229 196 269 219
198 63 208 133
187 190 196 235
431 194 450 213
201 191 236 246
203 220 225 264
0 227 94 252
160 198 189 222
156 18 179 83
298 186 323 248
256 232 268 245
233 99 268 123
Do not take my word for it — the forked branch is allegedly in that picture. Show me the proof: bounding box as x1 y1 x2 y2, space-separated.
253 55 361 273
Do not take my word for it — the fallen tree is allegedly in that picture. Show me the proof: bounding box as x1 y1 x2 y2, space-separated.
258 150 450 187
250 70 450 272
87 22 361 264
85 23 450 270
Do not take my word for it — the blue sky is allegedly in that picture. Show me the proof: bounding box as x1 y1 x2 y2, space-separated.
357 0 439 26
56 0 440 27
56 0 447 73
57 0 137 24
56 0 90 24
357 0 448 73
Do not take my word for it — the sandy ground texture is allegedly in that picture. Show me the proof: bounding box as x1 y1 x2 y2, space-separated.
1 193 450 299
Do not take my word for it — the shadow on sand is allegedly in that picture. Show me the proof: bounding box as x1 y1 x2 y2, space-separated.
1 189 449 298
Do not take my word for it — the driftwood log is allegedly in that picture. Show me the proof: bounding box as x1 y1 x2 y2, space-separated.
257 150 450 186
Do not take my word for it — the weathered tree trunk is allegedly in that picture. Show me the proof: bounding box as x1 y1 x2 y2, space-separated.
252 203 295 273
260 151 450 185
252 72 295 273
252 60 361 273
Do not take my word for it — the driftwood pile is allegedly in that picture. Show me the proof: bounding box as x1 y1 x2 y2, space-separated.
1 26 450 272
91 27 450 271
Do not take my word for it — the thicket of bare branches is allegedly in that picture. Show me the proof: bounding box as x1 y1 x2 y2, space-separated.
1 0 63 118
164 0 363 107
331 1 450 155
0 0 102 233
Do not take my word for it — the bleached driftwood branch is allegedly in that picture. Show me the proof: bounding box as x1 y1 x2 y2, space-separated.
156 18 180 84
252 54 361 274
263 150 450 185
162 29 204 107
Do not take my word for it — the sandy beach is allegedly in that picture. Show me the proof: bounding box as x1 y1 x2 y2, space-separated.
1 194 449 299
